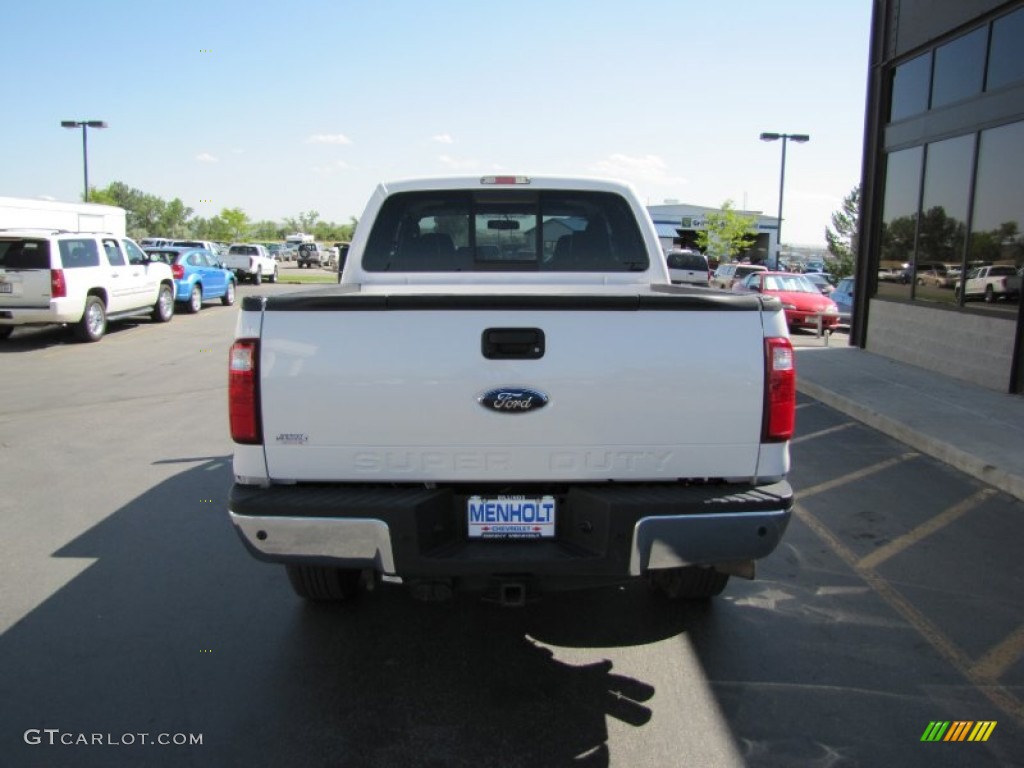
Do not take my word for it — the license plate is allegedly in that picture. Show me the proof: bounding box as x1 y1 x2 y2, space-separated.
467 495 556 539
0 283 11 293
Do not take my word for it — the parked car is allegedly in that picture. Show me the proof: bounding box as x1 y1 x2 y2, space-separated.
333 242 351 272
139 237 175 248
803 261 826 274
710 262 768 290
223 243 277 284
803 272 836 295
878 265 911 284
832 277 855 326
665 249 710 286
0 230 174 341
172 239 218 254
954 264 1021 302
915 262 956 288
265 244 287 261
736 271 840 332
144 246 236 312
296 242 328 268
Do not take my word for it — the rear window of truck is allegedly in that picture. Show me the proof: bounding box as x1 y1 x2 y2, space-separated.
0 239 52 269
362 190 649 272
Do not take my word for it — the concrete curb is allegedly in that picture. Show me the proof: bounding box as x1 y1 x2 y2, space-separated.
798 380 1024 503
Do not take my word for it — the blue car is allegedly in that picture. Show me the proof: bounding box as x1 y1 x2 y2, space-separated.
833 277 855 327
144 247 236 313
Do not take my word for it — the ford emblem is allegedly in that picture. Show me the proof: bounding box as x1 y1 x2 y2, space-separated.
479 388 549 414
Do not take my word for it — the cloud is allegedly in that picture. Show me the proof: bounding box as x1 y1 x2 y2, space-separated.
195 152 219 163
589 154 687 186
306 133 352 145
431 133 454 144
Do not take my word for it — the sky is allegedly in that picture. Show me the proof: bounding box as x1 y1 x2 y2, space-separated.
1 0 872 247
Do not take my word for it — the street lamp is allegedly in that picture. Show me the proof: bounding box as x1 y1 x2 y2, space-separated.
61 120 107 202
760 131 810 269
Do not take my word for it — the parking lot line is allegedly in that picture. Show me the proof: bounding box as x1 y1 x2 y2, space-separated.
971 624 1024 682
790 422 855 445
794 502 1024 726
856 487 996 571
797 452 918 500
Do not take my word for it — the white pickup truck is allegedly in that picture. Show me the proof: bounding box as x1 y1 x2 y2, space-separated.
227 176 795 606
223 243 277 285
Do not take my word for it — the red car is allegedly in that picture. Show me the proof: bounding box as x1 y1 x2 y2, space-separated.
735 271 841 331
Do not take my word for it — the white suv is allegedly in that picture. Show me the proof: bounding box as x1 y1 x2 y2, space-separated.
0 229 175 342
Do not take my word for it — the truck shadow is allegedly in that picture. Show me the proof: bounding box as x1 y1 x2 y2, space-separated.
0 456 707 768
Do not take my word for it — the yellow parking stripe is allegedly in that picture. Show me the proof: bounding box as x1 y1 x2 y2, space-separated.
856 488 996 571
797 453 918 500
972 624 1024 682
793 503 1024 726
790 422 855 445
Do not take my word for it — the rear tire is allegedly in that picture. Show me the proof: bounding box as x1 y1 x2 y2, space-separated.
221 280 235 306
0 326 13 340
268 267 278 284
648 566 730 600
285 565 361 602
253 270 262 286
74 296 107 342
984 285 995 303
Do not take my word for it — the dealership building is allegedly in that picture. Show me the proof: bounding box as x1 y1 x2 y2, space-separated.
646 203 778 263
853 0 1024 393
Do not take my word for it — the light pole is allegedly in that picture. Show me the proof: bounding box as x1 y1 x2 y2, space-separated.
61 120 107 202
760 132 809 269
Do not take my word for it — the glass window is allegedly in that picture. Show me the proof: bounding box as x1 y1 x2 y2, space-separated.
124 239 148 265
362 190 648 272
103 239 125 267
62 239 100 268
890 53 932 121
915 135 973 304
1 239 51 269
968 120 1024 313
877 147 924 299
931 27 987 108
987 7 1024 91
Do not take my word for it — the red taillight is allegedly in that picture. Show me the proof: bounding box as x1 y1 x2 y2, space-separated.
171 264 185 280
50 269 66 299
763 337 796 442
229 339 262 444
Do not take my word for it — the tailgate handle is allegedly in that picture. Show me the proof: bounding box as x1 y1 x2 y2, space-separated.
482 327 545 360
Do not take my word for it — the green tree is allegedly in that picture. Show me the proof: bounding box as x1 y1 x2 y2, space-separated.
250 220 283 241
217 207 251 242
89 181 168 238
696 200 758 263
825 186 860 279
284 211 321 234
159 198 194 238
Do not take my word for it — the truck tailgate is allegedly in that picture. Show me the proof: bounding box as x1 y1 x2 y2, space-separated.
257 297 767 482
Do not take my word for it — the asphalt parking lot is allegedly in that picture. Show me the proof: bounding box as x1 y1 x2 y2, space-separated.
0 284 1021 767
